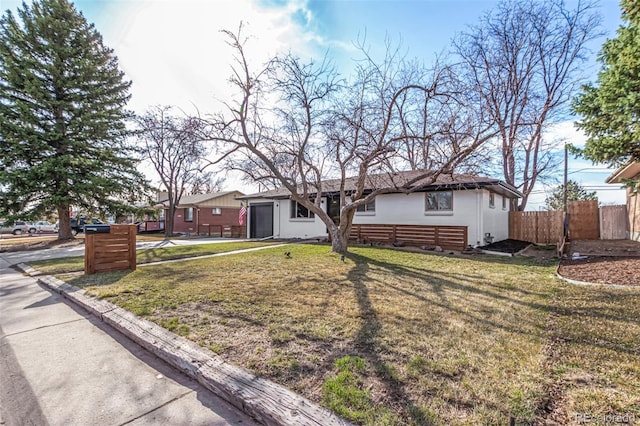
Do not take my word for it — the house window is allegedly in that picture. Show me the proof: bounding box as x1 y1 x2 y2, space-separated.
290 201 315 219
489 192 495 208
425 191 453 211
502 196 507 210
212 207 222 215
184 207 194 221
356 198 376 214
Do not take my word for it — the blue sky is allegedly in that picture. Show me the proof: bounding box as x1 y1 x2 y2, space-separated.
2 0 627 209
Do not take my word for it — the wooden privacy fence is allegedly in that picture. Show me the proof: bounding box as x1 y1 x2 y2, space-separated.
600 205 628 239
568 200 599 240
509 210 564 244
348 224 468 251
510 201 629 244
85 224 136 275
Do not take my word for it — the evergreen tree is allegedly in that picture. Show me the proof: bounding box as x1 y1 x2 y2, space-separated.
0 0 148 239
573 0 640 165
544 180 597 211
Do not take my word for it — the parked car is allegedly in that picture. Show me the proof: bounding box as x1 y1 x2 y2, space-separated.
32 220 57 233
54 217 103 235
0 221 30 235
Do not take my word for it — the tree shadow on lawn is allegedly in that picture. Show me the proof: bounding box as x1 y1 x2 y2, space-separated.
340 250 640 421
348 250 554 316
342 252 517 421
371 251 638 347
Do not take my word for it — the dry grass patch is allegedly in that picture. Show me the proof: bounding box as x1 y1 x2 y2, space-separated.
65 244 640 425
542 284 640 424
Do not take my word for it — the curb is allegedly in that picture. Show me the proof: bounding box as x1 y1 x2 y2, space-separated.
17 263 352 426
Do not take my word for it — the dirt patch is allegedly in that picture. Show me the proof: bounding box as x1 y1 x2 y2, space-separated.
479 239 532 254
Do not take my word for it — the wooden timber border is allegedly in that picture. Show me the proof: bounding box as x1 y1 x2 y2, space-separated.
85 224 136 274
348 224 468 251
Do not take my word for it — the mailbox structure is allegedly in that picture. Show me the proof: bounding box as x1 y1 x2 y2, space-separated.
84 224 137 274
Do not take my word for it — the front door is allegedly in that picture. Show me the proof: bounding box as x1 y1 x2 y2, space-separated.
249 203 274 238
327 197 340 224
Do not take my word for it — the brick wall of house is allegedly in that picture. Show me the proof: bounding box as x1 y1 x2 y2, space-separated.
172 207 241 234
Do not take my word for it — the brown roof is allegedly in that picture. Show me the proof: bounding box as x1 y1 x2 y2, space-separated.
239 170 522 199
606 161 640 184
156 191 244 207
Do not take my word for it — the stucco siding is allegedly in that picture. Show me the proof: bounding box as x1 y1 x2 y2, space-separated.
353 191 484 246
481 192 511 244
276 199 327 238
245 198 327 239
250 190 512 246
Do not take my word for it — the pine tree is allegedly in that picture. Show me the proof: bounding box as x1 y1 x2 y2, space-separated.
573 0 640 165
544 180 597 211
0 0 148 239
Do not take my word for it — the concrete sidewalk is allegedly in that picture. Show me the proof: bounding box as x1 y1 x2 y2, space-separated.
0 267 257 426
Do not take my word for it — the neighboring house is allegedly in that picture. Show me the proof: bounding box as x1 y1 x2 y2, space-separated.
239 171 522 249
606 161 640 241
156 191 245 235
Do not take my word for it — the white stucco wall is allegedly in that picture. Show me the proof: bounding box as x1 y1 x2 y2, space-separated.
274 199 328 239
352 191 485 246
480 192 511 244
250 190 513 245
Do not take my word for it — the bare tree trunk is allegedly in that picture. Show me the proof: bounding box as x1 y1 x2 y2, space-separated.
328 225 349 254
165 201 175 238
56 204 73 240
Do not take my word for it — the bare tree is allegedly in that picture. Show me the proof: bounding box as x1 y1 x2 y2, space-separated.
209 26 498 253
137 105 209 237
187 171 225 195
453 0 601 210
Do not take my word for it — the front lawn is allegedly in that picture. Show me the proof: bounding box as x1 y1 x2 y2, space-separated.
64 244 640 425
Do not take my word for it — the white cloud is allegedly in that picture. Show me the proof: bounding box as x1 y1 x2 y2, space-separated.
99 0 319 114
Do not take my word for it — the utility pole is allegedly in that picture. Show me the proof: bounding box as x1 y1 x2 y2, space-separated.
563 143 568 213
563 142 569 239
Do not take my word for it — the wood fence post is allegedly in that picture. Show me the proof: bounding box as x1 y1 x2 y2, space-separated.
128 224 137 271
85 233 95 274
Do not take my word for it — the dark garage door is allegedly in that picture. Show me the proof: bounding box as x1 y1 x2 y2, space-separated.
250 203 274 238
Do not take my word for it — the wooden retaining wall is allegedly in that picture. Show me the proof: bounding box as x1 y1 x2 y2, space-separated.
348 224 468 251
85 224 136 275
